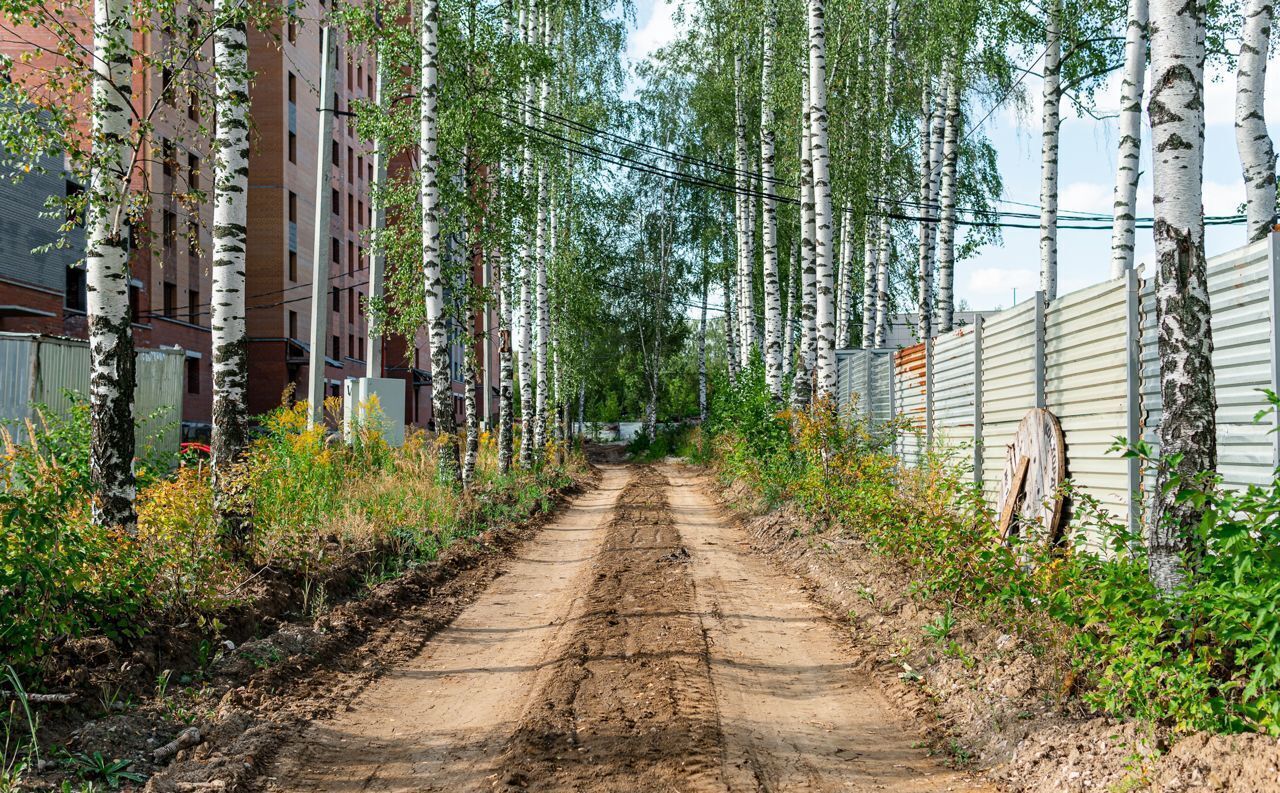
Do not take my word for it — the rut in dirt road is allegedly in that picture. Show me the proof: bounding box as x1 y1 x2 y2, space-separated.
264 462 991 793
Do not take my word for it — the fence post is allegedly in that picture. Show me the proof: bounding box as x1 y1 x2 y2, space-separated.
973 316 984 485
925 336 934 450
1269 230 1280 468
1034 290 1047 410
1125 268 1141 536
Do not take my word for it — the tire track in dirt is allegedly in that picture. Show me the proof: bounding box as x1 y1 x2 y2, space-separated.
262 465 631 793
491 464 727 792
662 463 995 793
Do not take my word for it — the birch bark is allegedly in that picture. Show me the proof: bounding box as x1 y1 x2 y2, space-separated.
793 73 816 409
916 81 934 341
734 51 755 368
761 2 783 398
1237 0 1276 242
534 9 552 454
809 0 837 400
862 209 877 347
518 2 536 467
836 203 855 347
421 0 457 482
1147 0 1216 593
87 0 136 531
783 240 798 374
872 0 897 348
493 239 514 474
699 268 708 422
211 0 251 543
1111 0 1148 276
1039 0 1062 300
936 64 961 333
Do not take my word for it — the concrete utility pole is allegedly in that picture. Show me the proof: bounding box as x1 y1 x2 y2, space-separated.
307 25 337 429
367 48 387 379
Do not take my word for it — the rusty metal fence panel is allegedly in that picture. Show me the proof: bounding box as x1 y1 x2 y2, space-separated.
894 342 928 466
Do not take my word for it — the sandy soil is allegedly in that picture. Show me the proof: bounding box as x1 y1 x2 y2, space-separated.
257 463 990 793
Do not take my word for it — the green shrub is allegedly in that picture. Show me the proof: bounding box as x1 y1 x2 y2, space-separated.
704 373 1280 735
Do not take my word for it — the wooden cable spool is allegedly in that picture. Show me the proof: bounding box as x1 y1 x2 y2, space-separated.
996 407 1066 546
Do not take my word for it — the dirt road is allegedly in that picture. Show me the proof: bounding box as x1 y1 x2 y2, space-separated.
264 463 991 793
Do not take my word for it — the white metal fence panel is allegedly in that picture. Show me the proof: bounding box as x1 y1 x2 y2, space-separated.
1045 278 1130 528
1206 237 1275 488
0 335 33 434
980 299 1038 506
932 325 979 475
870 352 894 422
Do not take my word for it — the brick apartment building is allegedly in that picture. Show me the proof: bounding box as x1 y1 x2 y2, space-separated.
0 3 499 436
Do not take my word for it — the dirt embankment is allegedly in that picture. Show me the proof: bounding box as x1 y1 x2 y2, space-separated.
710 475 1280 793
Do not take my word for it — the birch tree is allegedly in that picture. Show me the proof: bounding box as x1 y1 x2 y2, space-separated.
935 65 961 333
810 0 837 400
760 1 784 398
210 0 251 543
793 72 817 410
86 0 137 531
836 204 855 347
421 0 458 482
733 50 756 368
493 238 515 473
1236 0 1276 243
915 82 935 340
518 2 537 467
1110 0 1148 276
872 0 898 349
1147 0 1216 592
1039 0 1063 300
534 8 552 454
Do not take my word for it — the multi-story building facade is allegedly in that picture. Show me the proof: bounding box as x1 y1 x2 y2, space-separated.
0 6 500 436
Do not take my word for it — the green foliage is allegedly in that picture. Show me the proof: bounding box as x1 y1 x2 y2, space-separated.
705 374 1280 736
0 398 582 678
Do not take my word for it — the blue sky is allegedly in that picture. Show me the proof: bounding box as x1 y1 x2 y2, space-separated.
624 0 1274 311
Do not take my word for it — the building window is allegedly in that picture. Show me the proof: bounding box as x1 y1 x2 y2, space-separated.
358 336 365 360
347 286 354 316
332 187 340 215
332 335 340 359
289 251 298 282
357 64 363 91
347 240 354 275
347 195 353 230
163 210 177 248
347 146 353 182
288 310 298 339
332 237 340 270
129 283 142 324
288 191 298 223
288 132 297 164
332 286 340 312
332 138 339 167
357 155 364 180
367 74 373 96
348 333 354 359
161 138 175 177
186 357 200 394
163 282 177 318
65 266 86 311
188 289 199 324
187 153 199 192
187 219 199 258
357 290 364 316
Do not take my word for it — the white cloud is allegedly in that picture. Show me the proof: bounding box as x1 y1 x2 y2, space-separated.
1057 181 1113 214
966 266 1039 304
627 0 678 64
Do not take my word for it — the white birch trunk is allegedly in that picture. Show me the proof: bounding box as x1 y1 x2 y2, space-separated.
518 2 536 467
88 0 136 531
462 297 479 488
699 270 708 422
1110 0 1148 276
1039 0 1062 300
734 51 755 368
534 9 552 455
761 3 783 399
861 210 877 347
783 240 798 375
916 81 935 341
1148 0 1216 592
493 239 514 474
211 0 250 542
1237 0 1276 243
793 73 816 410
809 0 836 400
421 0 456 481
836 204 855 347
725 268 740 383
936 65 961 333
872 3 898 349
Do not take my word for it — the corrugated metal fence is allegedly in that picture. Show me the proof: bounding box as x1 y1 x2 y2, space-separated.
836 234 1280 534
0 332 185 453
